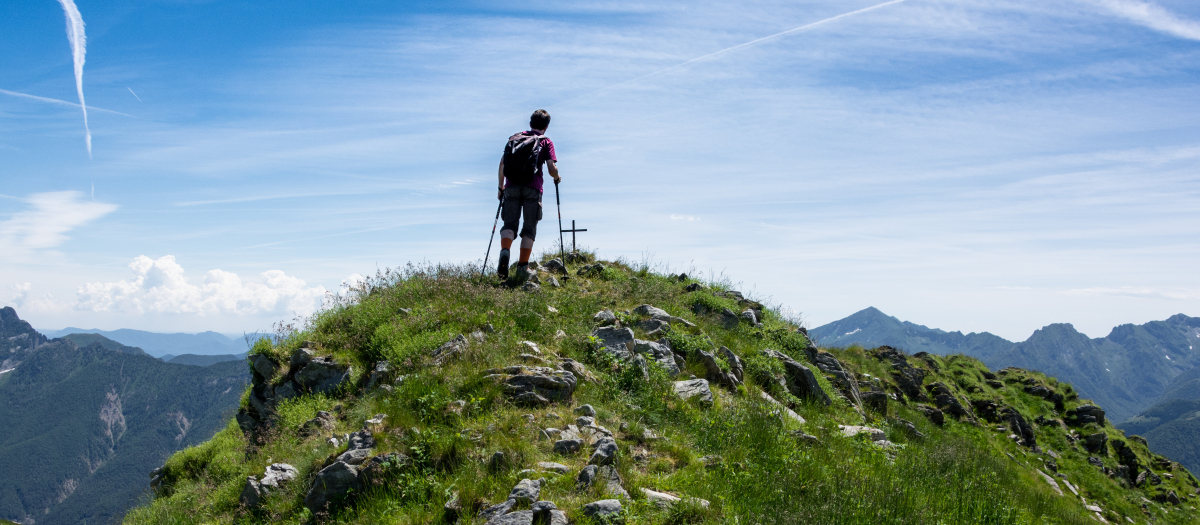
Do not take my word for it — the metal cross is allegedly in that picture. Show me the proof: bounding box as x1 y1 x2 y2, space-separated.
561 220 587 254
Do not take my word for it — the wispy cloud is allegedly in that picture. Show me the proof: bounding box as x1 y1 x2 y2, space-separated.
0 88 131 116
55 0 92 157
1092 0 1200 40
0 191 117 254
1065 287 1198 300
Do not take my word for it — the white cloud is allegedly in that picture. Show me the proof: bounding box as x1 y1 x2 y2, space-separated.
1065 287 1197 300
1092 0 1200 40
0 191 117 254
75 255 326 316
4 283 31 307
670 214 701 221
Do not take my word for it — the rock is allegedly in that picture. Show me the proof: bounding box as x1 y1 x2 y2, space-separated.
592 326 635 359
522 341 541 354
986 380 1004 389
290 348 315 371
241 477 266 507
1001 407 1036 448
916 405 944 426
741 309 758 324
642 488 681 508
294 356 352 395
633 339 681 377
636 318 670 334
1083 433 1108 454
589 437 618 465
870 346 927 402
893 418 925 439
1066 405 1105 426
336 429 376 465
479 499 516 521
1088 456 1104 468
574 404 596 417
299 410 335 436
759 391 805 424
593 309 618 326
576 465 628 497
250 353 279 381
509 478 542 505
543 259 567 274
839 425 886 441
432 334 468 365
537 461 570 474
359 452 411 486
491 366 578 404
582 499 623 520
522 281 541 292
366 361 390 390
236 408 259 433
1036 469 1064 496
684 283 707 292
559 359 596 383
443 493 462 523
274 381 299 401
862 391 888 413
673 379 714 405
632 304 695 327
720 308 740 329
554 439 583 455
804 348 862 407
762 349 831 405
304 461 361 512
1024 385 1051 398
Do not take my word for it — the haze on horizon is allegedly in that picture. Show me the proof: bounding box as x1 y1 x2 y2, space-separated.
2 0 1199 342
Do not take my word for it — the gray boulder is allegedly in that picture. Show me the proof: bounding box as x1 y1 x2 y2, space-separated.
537 461 570 474
699 348 742 389
241 462 299 507
250 353 278 380
554 439 584 455
479 499 516 521
589 437 618 465
509 478 542 505
576 465 628 497
489 366 578 404
432 334 468 365
574 404 596 417
299 410 335 436
366 361 390 390
673 379 714 405
542 259 567 274
304 461 361 512
1067 405 1105 426
593 310 617 326
559 358 595 383
290 347 315 371
720 308 740 329
804 347 862 407
486 510 534 525
274 381 300 401
1083 432 1108 454
762 349 831 405
294 356 352 395
592 326 634 359
632 340 680 377
582 499 623 520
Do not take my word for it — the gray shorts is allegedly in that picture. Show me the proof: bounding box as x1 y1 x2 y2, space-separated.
501 185 543 240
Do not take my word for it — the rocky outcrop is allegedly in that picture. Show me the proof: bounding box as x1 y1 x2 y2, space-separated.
484 366 578 407
1066 405 1105 427
805 347 862 407
237 345 353 433
762 349 831 405
700 347 743 389
577 465 628 497
871 346 927 402
432 335 468 365
240 463 298 507
673 379 714 405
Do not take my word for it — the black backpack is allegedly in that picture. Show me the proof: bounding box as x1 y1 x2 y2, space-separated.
502 133 550 186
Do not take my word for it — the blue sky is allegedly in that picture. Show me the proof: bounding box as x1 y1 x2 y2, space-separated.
2 0 1198 340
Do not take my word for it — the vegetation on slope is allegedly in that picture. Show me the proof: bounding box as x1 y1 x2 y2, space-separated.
128 256 1200 524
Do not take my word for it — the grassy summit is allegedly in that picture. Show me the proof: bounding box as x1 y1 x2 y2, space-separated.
127 255 1200 525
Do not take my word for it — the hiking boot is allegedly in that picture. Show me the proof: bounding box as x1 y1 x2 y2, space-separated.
497 249 510 279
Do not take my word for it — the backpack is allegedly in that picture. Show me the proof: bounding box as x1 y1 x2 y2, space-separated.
502 132 550 186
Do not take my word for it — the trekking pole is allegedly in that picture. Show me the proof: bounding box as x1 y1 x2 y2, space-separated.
482 196 504 276
554 180 566 272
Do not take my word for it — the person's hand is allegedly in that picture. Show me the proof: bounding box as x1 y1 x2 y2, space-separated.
497 188 504 201
553 175 561 184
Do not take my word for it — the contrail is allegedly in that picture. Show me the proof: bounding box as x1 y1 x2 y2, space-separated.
549 0 907 109
56 0 91 158
0 88 133 116
127 87 142 101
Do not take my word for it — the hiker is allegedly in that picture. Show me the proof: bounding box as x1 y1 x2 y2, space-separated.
496 109 559 279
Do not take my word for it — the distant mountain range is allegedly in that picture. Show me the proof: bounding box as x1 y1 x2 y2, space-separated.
36 327 252 358
812 307 1200 475
811 307 1200 423
0 307 249 525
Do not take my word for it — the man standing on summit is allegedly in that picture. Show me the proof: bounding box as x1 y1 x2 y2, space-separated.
496 109 559 279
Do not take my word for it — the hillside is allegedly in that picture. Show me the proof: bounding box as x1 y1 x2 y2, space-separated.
811 308 1200 423
37 328 248 358
166 353 248 367
128 257 1200 525
0 308 250 525
1119 366 1200 479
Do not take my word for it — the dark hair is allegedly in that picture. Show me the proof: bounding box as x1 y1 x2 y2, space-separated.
530 109 551 130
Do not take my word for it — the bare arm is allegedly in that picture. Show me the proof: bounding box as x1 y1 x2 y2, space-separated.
547 160 560 183
497 160 505 200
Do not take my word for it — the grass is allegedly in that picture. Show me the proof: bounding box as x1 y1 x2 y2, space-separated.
125 255 1200 525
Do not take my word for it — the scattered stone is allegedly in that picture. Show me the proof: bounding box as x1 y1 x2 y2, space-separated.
554 439 583 455
299 411 336 437
862 391 888 413
1088 456 1104 468
509 478 542 505
673 379 714 405
576 465 628 497
684 283 707 292
485 366 578 406
632 304 695 327
893 418 925 439
839 425 886 442
720 308 740 329
366 361 390 390
574 404 596 417
240 463 299 507
1036 469 1064 496
589 437 619 465
593 310 618 326
592 326 635 359
522 341 541 354
762 349 831 405
559 359 596 383
633 339 681 376
293 356 352 395
870 346 927 402
304 461 361 513
543 259 567 274
641 488 711 509
522 281 541 292
479 499 516 521
1083 433 1108 454
432 335 468 365
581 499 623 520
759 391 805 424
443 493 461 523
741 309 758 324
1066 405 1106 426
916 405 944 426
537 461 570 474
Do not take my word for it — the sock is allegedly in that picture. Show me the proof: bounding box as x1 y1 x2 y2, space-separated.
519 248 532 264
500 237 513 250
